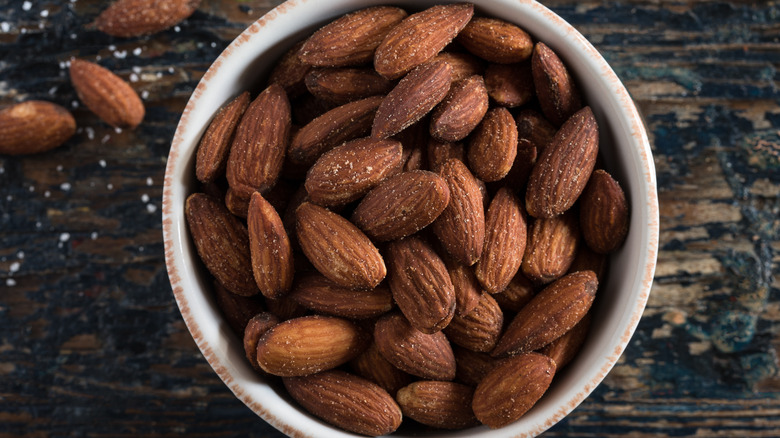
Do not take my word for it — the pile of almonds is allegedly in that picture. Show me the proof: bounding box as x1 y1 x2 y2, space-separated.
185 3 630 436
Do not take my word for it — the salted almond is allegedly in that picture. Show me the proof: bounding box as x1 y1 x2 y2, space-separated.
243 312 280 371
211 280 264 336
443 292 503 353
288 273 393 319
484 62 535 108
453 345 496 387
374 312 456 380
350 341 413 396
265 296 308 321
93 0 199 37
580 169 630 254
374 3 474 79
427 139 464 172
299 6 408 67
501 138 537 190
195 91 250 183
473 352 556 428
492 270 597 357
268 41 311 99
444 257 483 317
396 381 479 429
372 60 452 139
0 100 75 155
283 370 402 436
532 42 583 126
351 170 451 242
304 67 394 104
568 244 608 282
248 192 294 299
492 271 536 312
475 187 527 294
467 106 518 182
457 17 533 64
521 210 580 285
226 83 291 194
515 108 557 157
539 312 592 370
295 202 386 289
433 51 485 83
525 106 599 218
430 75 489 142
69 59 144 129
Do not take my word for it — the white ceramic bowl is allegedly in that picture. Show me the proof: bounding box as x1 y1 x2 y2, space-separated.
162 0 659 436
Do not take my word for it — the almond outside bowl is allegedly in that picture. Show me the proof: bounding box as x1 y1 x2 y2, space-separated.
162 0 660 436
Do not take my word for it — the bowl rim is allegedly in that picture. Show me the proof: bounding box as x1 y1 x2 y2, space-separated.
162 0 659 436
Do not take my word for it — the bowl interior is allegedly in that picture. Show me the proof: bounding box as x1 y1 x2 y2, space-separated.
162 0 659 436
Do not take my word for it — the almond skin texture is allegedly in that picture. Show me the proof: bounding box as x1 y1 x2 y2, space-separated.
298 6 408 67
295 202 386 289
288 273 393 319
516 108 557 157
304 67 394 104
374 3 474 80
93 0 200 37
185 193 258 297
243 312 280 371
580 169 630 254
268 41 311 99
372 60 452 139
248 192 294 299
492 270 598 357
283 370 402 436
433 51 485 83
351 170 451 242
432 158 486 266
444 292 503 353
475 187 527 294
531 42 583 127
0 101 76 155
467 106 518 182
350 341 413 397
444 256 483 317
430 74 489 142
387 236 456 334
256 315 369 376
304 137 403 208
539 311 592 370
457 17 534 64
226 83 291 194
195 91 250 183
69 59 144 129
453 345 496 387
374 312 456 380
396 381 479 429
473 352 556 428
427 139 465 173
525 106 599 218
493 271 536 312
484 62 535 108
522 210 580 285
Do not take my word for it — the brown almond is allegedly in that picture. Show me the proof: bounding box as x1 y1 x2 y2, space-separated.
522 209 580 285
427 139 465 173
492 270 597 357
295 202 386 289
568 244 608 282
374 312 456 380
374 3 474 79
387 236 456 334
288 273 393 319
525 106 599 218
248 192 294 299
184 193 258 296
443 293 503 353
283 370 402 436
580 169 630 254
299 6 409 67
475 187 527 294
444 257 483 317
268 41 311 99
226 83 291 194
243 312 280 371
212 280 264 336
539 312 592 370
516 108 557 157
501 137 537 191
484 62 535 108
223 184 252 218
472 352 556 428
0 101 76 155
433 51 485 83
531 42 583 126
453 345 496 387
265 296 308 321
430 75 489 142
350 341 413 397
304 67 394 104
467 106 518 182
492 271 536 312
69 59 144 129
93 0 199 37
396 381 479 429
195 91 250 183
351 170 451 242
457 17 533 64
372 60 452 139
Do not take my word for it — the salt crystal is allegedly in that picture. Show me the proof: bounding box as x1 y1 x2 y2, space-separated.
141 194 150 202
146 177 153 186
60 233 70 242
22 1 32 11
16 251 24 259
6 279 16 287
9 262 20 273
133 47 142 56
91 232 98 240
99 159 106 168
40 9 49 17
60 182 71 191
146 204 157 213
1 22 10 32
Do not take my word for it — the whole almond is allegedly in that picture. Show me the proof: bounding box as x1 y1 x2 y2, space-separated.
288 273 393 319
521 210 580 285
372 60 452 139
492 270 597 357
69 59 144 129
525 106 599 218
304 67 394 104
472 352 556 428
304 137 403 208
93 0 199 37
475 187 527 294
374 312 456 380
539 311 592 370
531 42 583 127
223 184 253 219
430 75 489 142
256 315 369 376
580 169 630 254
351 170 451 242
387 236 456 334
467 106 518 182
268 41 311 99
492 271 536 312
396 381 479 429
457 17 533 64
299 6 408 67
484 62 535 108
350 341 413 396
433 51 485 83
432 158 486 266
248 192 294 299
295 202 386 289
453 345 496 387
443 292 503 353
0 101 76 155
195 91 250 183
444 257 483 317
226 83 291 194
283 370 402 436
243 312 280 371
184 193 258 296
374 3 474 79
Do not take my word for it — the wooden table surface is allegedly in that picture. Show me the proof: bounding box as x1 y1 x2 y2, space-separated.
1 0 779 436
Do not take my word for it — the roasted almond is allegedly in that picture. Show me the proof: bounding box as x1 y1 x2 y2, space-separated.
453 345 496 387
374 312 456 380
457 17 533 64
374 3 474 79
211 280 264 336
467 106 518 182
92 0 199 37
501 137 537 191
568 243 608 282
475 187 527 294
531 42 583 127
430 74 489 142
539 311 592 370
580 169 630 254
69 58 144 129
195 91 250 183
443 292 503 353
444 256 483 317
288 273 393 319
492 271 536 312
427 138 465 173
484 62 535 108
243 312 280 371
396 381 479 429
350 341 413 397
304 67 394 104
268 41 311 99
521 209 580 285
515 108 557 157
433 51 485 83
0 100 76 155
248 192 294 299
